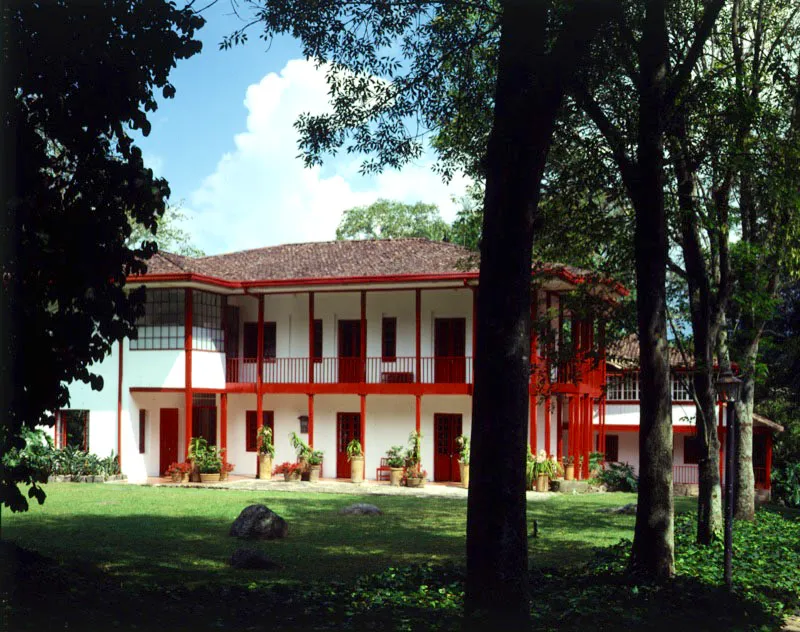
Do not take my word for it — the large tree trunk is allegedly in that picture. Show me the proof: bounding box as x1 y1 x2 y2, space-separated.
465 0 605 623
734 338 759 520
629 0 674 578
670 131 723 544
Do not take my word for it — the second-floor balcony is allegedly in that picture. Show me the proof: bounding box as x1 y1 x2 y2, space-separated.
225 356 475 385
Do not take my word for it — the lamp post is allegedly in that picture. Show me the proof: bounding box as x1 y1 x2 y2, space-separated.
717 369 742 591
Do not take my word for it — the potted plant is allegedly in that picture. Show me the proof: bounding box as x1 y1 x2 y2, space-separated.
289 431 312 480
531 450 552 492
257 425 275 480
165 461 189 483
307 449 324 483
563 455 575 481
220 461 235 481
404 431 426 487
187 436 208 482
346 438 364 483
198 446 222 483
455 434 470 488
386 445 405 486
274 461 302 482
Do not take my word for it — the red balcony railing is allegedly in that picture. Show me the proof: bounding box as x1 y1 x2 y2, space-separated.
225 356 473 385
673 464 699 484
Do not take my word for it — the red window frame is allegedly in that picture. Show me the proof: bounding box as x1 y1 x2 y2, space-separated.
56 410 90 450
381 317 397 362
246 410 274 452
138 410 147 454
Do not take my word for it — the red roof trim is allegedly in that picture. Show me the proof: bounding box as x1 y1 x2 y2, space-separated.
127 266 628 295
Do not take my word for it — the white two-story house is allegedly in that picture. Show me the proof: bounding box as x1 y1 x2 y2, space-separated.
54 238 625 483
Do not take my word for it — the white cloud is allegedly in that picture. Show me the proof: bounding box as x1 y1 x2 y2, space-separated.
186 58 470 255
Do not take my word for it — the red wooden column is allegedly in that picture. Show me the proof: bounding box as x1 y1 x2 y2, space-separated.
360 291 367 383
472 286 477 382
765 432 773 491
544 396 552 456
360 394 366 453
530 394 537 452
220 392 228 457
415 289 421 383
556 396 563 461
308 394 315 448
567 396 574 467
584 396 592 478
184 288 193 458
256 296 264 472
415 394 421 434
308 292 315 384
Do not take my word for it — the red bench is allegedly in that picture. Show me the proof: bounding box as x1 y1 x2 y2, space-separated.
376 457 391 481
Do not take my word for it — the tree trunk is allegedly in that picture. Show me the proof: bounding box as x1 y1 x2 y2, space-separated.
465 0 606 623
734 339 759 520
629 0 674 579
669 130 723 544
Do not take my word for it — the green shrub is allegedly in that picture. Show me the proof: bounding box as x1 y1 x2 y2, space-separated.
772 460 800 507
595 462 638 492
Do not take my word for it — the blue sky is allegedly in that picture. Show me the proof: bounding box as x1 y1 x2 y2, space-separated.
135 2 470 255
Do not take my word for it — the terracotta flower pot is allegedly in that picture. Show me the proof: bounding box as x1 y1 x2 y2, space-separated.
190 462 200 483
199 473 220 483
536 474 549 493
350 456 364 483
258 455 273 480
389 467 404 487
565 465 575 481
406 476 424 488
459 462 470 489
308 464 321 483
181 472 190 483
170 472 182 483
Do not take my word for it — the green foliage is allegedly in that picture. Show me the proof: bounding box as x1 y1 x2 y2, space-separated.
307 450 324 466
588 451 605 477
188 437 209 463
46 447 119 477
772 462 800 508
289 432 312 460
595 509 800 621
336 199 449 241
126 203 204 257
1 0 203 512
196 446 222 474
404 431 423 474
595 462 638 492
257 425 275 458
345 438 363 460
1 428 52 483
454 435 470 466
386 446 406 468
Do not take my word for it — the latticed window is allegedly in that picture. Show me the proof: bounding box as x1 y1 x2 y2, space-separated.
131 289 185 350
193 291 224 351
606 374 639 400
671 374 693 401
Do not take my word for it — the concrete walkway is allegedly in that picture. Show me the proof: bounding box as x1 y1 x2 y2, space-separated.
139 475 555 500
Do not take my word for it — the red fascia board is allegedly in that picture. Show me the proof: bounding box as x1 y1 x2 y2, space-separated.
127 268 627 295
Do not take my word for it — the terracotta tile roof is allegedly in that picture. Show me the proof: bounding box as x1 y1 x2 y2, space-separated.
140 238 614 289
607 334 691 369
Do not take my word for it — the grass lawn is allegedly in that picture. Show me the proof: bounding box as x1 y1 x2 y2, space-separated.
1 483 694 588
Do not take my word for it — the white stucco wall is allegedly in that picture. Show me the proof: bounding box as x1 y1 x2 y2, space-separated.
192 351 225 388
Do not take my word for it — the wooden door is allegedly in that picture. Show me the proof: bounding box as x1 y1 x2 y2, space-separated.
338 320 362 383
159 408 179 476
434 413 463 482
336 412 361 478
434 318 466 383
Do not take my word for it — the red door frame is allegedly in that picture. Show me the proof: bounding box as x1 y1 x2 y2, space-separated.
159 408 179 476
433 413 462 482
338 320 362 383
434 318 466 383
336 412 361 478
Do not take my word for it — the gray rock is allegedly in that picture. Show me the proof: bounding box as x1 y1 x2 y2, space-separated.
339 503 382 516
229 548 281 570
598 503 637 515
229 504 288 539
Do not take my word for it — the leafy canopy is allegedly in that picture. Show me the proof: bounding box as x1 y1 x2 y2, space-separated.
1 0 204 512
336 199 449 241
